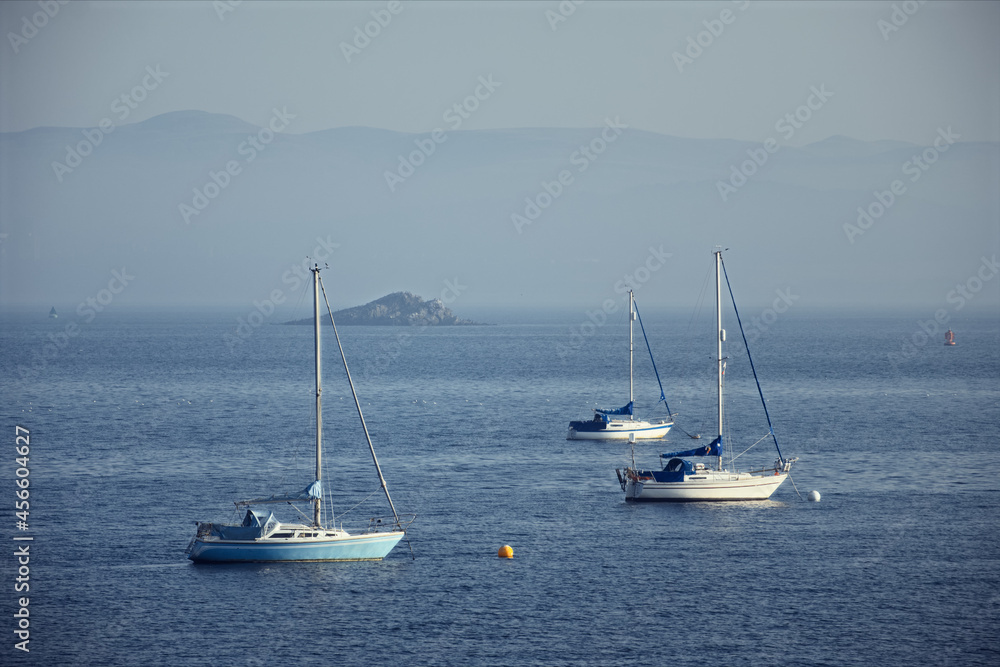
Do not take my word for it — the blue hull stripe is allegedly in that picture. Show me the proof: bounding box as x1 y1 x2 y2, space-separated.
569 422 670 433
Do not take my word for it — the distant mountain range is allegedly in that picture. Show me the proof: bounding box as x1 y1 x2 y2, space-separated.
1 110 997 310
284 291 480 326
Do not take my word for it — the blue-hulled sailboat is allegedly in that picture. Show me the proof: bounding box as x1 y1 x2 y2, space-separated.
187 265 413 562
616 249 796 501
567 290 673 440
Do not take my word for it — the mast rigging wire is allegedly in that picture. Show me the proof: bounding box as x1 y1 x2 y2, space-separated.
317 273 402 529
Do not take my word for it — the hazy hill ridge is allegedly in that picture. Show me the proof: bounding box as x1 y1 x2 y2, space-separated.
2 110 997 309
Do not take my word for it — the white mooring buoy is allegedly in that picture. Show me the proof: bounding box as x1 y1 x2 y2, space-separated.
807 490 821 502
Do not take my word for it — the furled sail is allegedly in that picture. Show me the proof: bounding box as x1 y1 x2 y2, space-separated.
237 480 322 506
661 436 721 459
596 401 633 416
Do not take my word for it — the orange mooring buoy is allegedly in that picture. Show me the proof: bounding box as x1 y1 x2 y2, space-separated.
498 545 513 559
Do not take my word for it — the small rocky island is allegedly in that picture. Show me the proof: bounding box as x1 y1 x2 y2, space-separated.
285 291 481 326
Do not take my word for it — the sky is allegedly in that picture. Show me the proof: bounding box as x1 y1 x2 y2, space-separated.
1 0 998 143
0 0 998 314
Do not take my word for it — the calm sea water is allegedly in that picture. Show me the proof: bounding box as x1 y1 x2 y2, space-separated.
2 305 998 666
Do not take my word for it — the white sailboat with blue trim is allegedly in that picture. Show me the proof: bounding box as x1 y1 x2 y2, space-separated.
567 289 673 440
617 250 796 501
187 264 413 562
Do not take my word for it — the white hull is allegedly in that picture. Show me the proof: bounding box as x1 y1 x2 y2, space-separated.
567 420 672 440
624 471 787 501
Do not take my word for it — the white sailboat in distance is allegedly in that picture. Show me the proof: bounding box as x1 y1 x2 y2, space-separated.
617 249 797 501
567 289 674 440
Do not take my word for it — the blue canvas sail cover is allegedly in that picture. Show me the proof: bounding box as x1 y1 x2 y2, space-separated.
210 509 280 540
661 436 721 459
596 401 633 416
238 480 322 506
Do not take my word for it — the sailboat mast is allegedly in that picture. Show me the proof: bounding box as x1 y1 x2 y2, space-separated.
312 264 323 528
715 250 723 471
629 289 634 419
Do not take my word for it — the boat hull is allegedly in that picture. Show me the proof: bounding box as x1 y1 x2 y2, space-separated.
188 531 404 563
567 419 672 440
624 472 787 501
